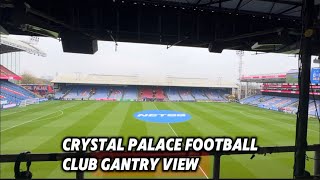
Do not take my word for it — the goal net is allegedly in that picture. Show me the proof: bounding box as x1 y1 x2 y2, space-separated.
19 98 40 107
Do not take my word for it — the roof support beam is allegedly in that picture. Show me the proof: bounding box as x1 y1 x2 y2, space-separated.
277 5 300 15
235 0 243 12
268 0 278 14
258 0 302 6
294 0 314 178
239 0 253 9
197 0 232 7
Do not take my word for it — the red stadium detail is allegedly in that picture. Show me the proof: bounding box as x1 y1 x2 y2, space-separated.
241 74 286 80
140 87 154 99
20 84 54 96
241 73 286 83
262 83 320 89
260 89 320 95
0 65 22 80
47 85 54 93
155 87 166 100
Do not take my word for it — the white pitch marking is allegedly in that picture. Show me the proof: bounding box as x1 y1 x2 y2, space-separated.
167 123 209 179
239 110 319 133
0 103 78 132
1 108 30 117
150 102 209 179
1 101 61 117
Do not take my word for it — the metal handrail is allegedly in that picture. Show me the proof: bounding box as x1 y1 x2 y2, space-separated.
1 144 319 179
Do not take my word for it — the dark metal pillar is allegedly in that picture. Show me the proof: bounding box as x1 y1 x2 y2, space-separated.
294 0 314 178
315 151 320 177
213 154 221 180
76 150 85 180
76 171 84 180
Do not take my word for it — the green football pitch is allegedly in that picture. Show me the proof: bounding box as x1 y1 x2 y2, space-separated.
0 101 319 179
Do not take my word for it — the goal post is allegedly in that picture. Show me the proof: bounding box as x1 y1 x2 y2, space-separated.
19 98 40 107
19 100 27 107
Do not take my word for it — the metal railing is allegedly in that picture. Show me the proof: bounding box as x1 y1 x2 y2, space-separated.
1 144 320 179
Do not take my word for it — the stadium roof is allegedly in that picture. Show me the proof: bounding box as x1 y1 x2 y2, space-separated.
158 0 309 17
51 73 237 88
240 73 287 83
1 0 319 54
0 35 46 56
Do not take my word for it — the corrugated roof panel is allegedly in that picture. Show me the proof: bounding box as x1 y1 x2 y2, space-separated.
285 0 301 2
240 1 277 13
221 0 241 9
137 0 318 18
283 6 301 16
272 4 296 14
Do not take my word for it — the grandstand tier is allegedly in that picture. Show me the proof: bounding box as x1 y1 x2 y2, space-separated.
240 94 319 116
240 69 320 116
0 80 38 107
53 84 231 102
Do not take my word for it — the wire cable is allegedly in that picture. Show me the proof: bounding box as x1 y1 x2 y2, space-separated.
309 84 320 144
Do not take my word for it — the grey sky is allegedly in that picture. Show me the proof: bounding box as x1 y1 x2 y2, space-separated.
8 35 306 84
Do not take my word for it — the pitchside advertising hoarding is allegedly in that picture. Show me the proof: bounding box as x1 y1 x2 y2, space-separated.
0 100 8 105
2 103 16 109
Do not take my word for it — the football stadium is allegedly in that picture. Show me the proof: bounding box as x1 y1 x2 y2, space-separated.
1 0 320 179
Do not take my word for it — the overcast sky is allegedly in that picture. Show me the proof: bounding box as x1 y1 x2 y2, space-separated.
2 35 309 84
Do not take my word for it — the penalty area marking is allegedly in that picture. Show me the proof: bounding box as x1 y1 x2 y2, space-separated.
1 108 30 117
151 102 209 179
238 110 319 133
1 101 61 117
0 103 78 132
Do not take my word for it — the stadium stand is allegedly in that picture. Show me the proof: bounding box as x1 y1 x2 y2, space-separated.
240 70 320 116
0 80 37 105
54 84 235 102
20 84 54 96
166 87 182 101
206 89 226 102
154 87 166 100
240 94 320 116
64 85 92 100
54 86 71 99
192 88 208 101
54 91 65 99
248 95 274 105
257 96 285 109
140 87 154 100
90 86 110 100
240 95 263 104
179 88 195 101
108 87 123 100
122 86 138 101
271 98 298 109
